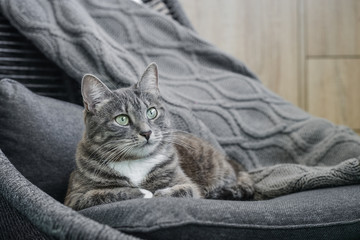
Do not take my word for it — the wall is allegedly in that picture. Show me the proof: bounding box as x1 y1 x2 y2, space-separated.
179 0 360 133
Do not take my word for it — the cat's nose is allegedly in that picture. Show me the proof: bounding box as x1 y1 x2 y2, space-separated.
140 130 152 141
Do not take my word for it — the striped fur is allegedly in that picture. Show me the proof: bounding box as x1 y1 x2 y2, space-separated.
64 63 254 210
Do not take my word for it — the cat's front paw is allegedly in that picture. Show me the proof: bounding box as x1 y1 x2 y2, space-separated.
154 184 198 198
154 187 174 198
140 189 153 199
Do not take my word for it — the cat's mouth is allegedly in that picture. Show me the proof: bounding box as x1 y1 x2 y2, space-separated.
130 134 166 158
138 134 162 147
139 138 156 147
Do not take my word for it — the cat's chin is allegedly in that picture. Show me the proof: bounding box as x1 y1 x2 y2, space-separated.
133 141 159 158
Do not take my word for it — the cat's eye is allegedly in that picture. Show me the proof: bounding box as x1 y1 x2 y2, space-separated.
147 107 158 120
115 115 130 126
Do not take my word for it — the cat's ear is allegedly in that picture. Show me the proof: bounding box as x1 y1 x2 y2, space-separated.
81 74 112 113
136 62 159 94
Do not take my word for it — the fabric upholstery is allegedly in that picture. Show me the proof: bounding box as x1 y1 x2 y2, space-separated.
0 194 52 240
0 148 138 240
81 185 360 240
0 79 83 202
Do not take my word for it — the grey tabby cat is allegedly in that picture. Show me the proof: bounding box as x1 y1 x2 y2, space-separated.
65 63 254 210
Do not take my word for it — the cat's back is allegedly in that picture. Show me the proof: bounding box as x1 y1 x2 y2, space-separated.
173 132 238 186
173 131 223 162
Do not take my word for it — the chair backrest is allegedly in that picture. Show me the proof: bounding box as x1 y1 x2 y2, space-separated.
0 0 193 105
0 13 81 104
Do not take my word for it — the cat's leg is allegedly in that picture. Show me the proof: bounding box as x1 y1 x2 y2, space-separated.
154 184 201 198
236 171 254 199
221 172 254 200
205 171 254 200
68 187 152 210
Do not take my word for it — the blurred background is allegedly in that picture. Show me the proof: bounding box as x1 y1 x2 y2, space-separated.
179 0 360 134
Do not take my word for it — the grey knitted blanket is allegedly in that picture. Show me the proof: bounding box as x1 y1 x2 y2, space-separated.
1 0 360 200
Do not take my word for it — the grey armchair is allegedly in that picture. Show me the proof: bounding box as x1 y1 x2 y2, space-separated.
0 1 359 240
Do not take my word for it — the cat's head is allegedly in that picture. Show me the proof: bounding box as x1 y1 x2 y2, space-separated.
81 63 171 159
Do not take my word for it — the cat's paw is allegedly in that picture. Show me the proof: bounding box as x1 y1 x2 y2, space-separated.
225 184 254 200
238 182 255 200
154 185 197 198
237 172 255 200
139 189 153 199
219 175 254 200
153 187 173 198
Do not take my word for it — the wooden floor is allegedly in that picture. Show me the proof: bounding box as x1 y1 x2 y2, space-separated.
179 0 360 133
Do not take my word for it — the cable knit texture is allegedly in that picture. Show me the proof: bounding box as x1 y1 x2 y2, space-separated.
1 0 360 200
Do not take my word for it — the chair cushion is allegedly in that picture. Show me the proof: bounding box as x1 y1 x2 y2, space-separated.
80 185 360 240
0 79 84 202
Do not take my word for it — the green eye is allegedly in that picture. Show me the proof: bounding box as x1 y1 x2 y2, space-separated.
115 115 129 126
147 107 158 119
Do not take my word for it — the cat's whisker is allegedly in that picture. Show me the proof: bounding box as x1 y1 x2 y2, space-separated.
90 140 136 178
151 134 195 150
161 140 195 150
91 145 120 177
86 139 132 163
85 144 118 177
116 145 137 162
161 129 189 134
97 142 137 174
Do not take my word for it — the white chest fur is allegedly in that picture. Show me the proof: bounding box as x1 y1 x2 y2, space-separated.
108 154 166 185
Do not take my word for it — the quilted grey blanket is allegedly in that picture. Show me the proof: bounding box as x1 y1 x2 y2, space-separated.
1 0 360 200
